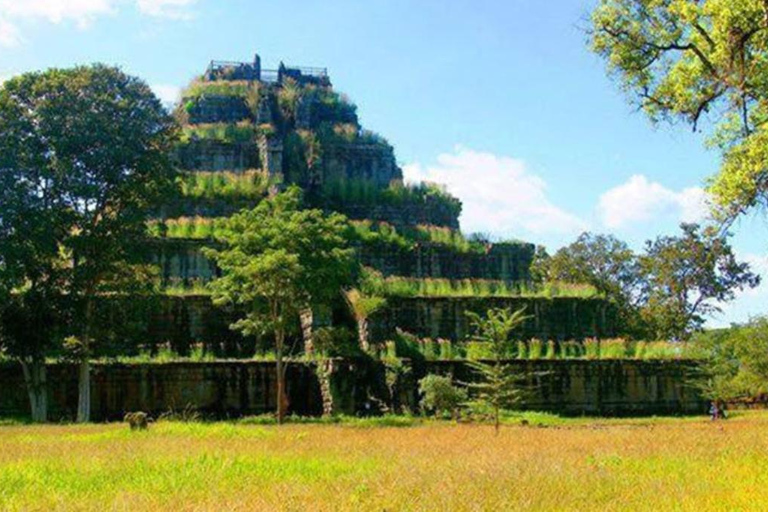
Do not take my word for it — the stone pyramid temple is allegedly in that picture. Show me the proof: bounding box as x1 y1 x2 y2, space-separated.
144 54 616 355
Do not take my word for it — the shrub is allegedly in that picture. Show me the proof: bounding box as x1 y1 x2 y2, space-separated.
357 273 600 300
180 121 259 144
528 338 543 360
466 341 494 360
516 340 528 360
183 79 261 117
544 340 556 359
418 374 467 417
178 170 272 200
418 338 440 360
438 339 456 360
561 341 583 359
393 329 424 361
584 338 600 360
640 341 680 360
601 338 630 359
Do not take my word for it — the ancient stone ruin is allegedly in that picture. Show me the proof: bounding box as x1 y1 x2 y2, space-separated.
146 53 617 355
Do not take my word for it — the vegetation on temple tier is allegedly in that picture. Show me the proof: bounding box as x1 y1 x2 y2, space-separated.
176 169 273 201
310 178 463 221
360 272 600 299
179 121 269 144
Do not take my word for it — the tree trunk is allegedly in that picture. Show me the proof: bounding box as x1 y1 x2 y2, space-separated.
76 298 94 423
300 307 314 355
358 317 370 352
318 359 335 417
20 358 47 423
76 360 91 423
275 326 287 424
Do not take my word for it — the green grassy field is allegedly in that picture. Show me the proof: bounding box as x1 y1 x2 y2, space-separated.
2 412 768 511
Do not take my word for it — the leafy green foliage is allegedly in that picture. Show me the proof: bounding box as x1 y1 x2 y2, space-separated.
590 0 768 222
639 223 760 339
543 226 759 339
147 217 229 239
688 318 768 403
536 232 643 332
204 187 356 422
347 221 413 250
0 64 178 422
418 374 467 417
312 327 361 358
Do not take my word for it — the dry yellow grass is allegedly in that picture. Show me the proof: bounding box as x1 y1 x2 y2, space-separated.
2 413 768 511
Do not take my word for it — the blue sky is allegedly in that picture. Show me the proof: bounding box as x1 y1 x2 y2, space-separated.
1 0 767 326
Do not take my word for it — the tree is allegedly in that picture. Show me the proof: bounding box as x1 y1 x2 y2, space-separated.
0 71 74 422
689 317 768 413
418 374 467 418
0 66 178 422
539 232 645 335
590 0 768 223
465 308 529 434
205 187 356 423
639 223 759 339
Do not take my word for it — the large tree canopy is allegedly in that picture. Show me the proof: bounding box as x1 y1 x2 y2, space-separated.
590 0 768 222
0 65 178 422
639 223 759 338
536 225 758 339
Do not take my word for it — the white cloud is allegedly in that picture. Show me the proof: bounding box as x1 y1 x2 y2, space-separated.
0 0 197 47
403 146 587 237
597 174 710 229
0 0 115 28
0 17 22 47
136 0 197 19
151 83 181 106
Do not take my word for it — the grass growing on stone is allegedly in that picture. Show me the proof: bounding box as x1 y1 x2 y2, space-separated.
367 275 601 299
2 412 768 510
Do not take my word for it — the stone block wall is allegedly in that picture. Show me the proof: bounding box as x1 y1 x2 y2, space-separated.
0 359 705 421
119 295 615 354
178 141 260 171
0 362 323 421
357 242 534 281
187 96 252 124
370 297 616 342
151 239 535 284
322 144 402 188
337 204 460 229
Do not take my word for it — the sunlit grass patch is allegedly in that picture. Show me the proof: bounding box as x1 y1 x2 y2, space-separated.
2 413 768 510
0 453 372 510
